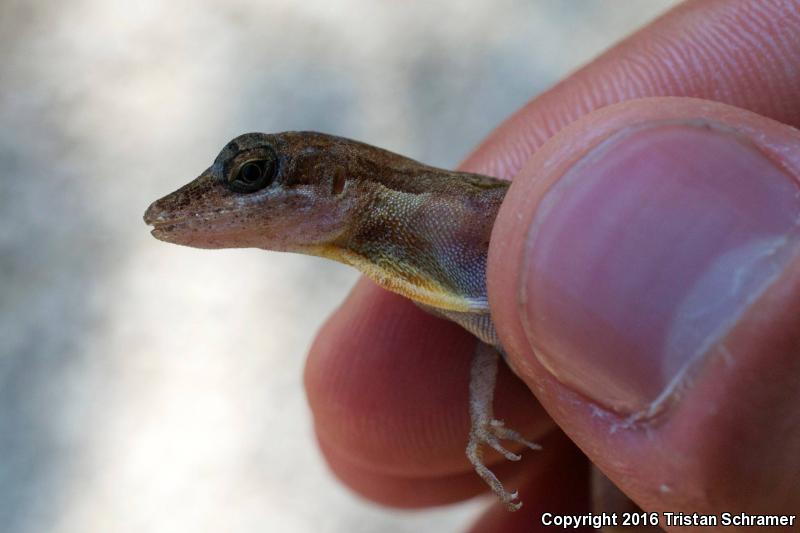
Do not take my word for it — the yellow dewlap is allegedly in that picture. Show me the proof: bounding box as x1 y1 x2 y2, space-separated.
311 246 488 313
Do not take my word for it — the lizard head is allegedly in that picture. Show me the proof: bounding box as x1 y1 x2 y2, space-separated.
145 130 507 312
144 132 366 252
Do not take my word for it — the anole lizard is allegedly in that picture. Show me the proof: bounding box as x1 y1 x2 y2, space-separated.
144 131 540 510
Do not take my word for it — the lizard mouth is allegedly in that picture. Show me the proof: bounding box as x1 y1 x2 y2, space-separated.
143 201 212 241
144 202 187 230
143 200 256 247
145 212 226 242
146 216 188 229
144 197 224 227
146 217 193 243
148 218 187 236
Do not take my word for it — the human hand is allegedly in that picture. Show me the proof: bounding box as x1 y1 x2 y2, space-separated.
305 1 800 530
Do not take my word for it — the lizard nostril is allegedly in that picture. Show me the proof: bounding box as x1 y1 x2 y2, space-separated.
143 201 167 225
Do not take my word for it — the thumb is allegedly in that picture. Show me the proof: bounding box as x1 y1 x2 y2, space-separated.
488 97 800 517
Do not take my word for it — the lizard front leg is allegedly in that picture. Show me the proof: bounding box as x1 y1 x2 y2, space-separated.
466 342 541 511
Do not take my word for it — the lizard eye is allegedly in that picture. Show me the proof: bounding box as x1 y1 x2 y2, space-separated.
229 158 276 193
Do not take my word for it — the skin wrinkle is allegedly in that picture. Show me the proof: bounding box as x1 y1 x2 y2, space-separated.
634 41 677 93
740 2 797 69
615 55 654 96
703 27 754 102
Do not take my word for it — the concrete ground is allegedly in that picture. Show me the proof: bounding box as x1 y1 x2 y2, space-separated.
0 2 677 532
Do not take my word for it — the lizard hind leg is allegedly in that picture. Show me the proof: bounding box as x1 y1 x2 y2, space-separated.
466 342 541 511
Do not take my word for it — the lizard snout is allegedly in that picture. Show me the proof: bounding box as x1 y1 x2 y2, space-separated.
143 200 169 226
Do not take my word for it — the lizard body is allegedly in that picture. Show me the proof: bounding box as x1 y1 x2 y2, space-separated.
144 131 539 509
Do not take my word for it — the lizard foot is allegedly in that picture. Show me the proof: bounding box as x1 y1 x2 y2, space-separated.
467 343 540 511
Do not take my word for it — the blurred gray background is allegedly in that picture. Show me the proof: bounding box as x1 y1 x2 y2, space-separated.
0 1 677 532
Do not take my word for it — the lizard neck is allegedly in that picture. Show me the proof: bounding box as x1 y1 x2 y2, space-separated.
317 176 507 313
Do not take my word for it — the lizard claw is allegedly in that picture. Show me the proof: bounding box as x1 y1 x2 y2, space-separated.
467 417 534 510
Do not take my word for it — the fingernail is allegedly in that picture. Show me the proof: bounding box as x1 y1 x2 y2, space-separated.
520 124 800 415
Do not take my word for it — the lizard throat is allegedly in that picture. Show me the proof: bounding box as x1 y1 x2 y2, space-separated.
307 245 488 313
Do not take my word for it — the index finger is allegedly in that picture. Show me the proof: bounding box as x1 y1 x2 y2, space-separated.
462 0 800 179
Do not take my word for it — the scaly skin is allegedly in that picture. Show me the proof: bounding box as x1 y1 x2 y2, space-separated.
144 131 540 510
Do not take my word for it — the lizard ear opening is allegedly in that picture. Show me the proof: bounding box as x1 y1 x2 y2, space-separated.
331 167 346 196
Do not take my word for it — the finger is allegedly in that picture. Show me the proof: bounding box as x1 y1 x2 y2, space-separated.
489 97 800 515
305 280 552 479
318 428 576 509
461 0 800 179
